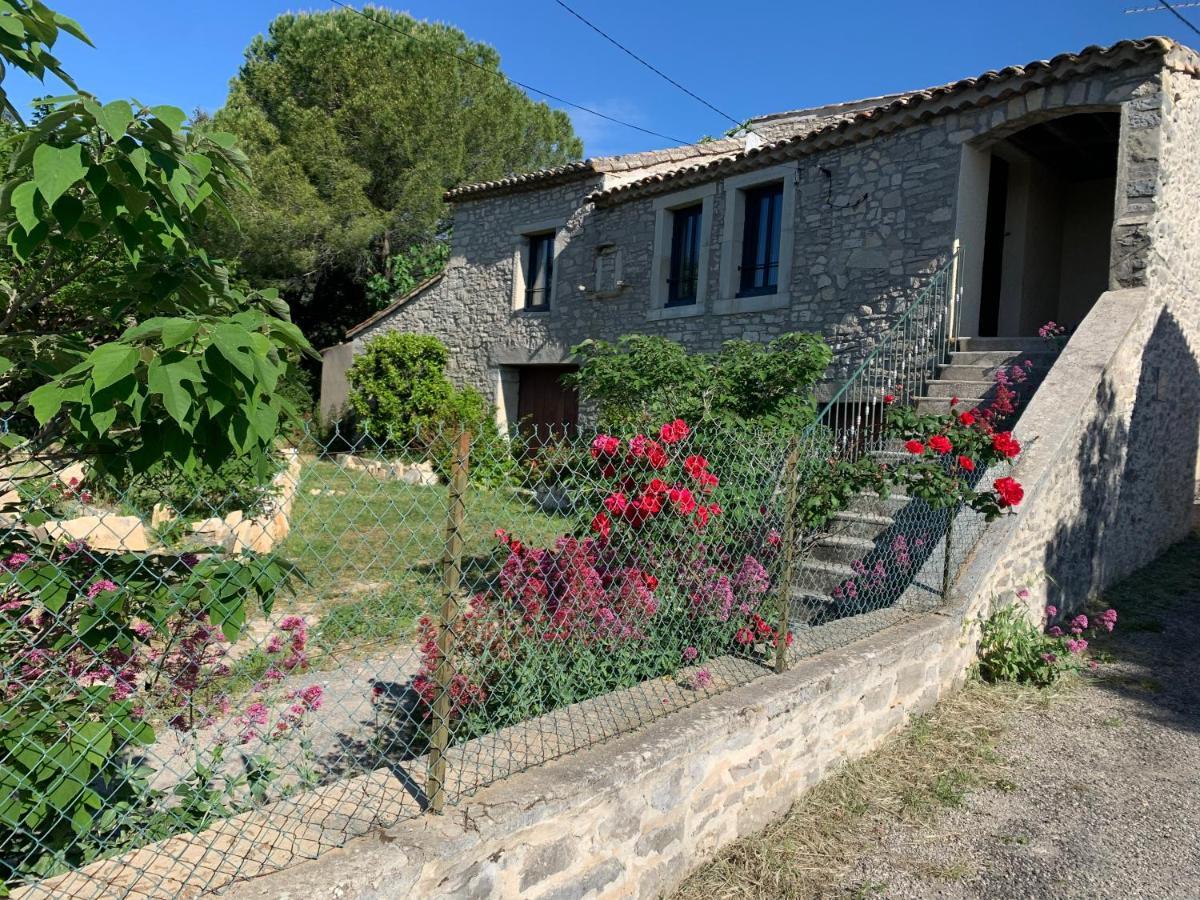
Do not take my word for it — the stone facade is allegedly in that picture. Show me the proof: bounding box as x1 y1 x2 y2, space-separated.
320 43 1189 427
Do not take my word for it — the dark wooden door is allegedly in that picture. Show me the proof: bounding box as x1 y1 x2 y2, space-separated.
517 366 579 441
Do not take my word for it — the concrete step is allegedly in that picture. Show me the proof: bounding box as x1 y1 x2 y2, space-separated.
810 534 878 565
937 362 1053 381
794 559 856 595
957 336 1054 353
946 350 1057 367
846 491 911 517
924 379 994 399
828 510 896 541
916 396 986 414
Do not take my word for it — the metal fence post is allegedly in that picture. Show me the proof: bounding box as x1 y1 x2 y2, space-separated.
775 439 801 674
427 429 470 814
941 507 956 602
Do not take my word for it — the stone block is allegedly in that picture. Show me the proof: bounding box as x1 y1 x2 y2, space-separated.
39 514 150 552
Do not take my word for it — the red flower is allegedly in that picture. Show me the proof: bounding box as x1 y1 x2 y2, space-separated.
590 512 611 539
928 434 952 455
994 476 1024 508
683 454 710 478
904 439 925 455
698 470 719 492
646 441 669 470
658 418 690 444
734 627 754 645
636 491 663 516
692 505 711 530
957 455 976 472
991 431 1021 459
603 492 628 515
646 478 668 494
950 395 960 407
590 434 620 458
883 394 896 405
644 574 658 591
958 411 976 427
668 485 698 515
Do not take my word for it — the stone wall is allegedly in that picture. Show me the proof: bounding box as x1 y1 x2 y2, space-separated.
327 61 1168 421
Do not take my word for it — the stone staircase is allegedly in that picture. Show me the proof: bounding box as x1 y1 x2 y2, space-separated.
790 336 1059 627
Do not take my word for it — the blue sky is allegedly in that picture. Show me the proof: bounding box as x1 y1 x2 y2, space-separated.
7 1 1199 157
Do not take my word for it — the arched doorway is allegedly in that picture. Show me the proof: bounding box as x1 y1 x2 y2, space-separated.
956 111 1121 337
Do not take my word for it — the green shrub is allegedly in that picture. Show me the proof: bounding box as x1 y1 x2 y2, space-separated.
347 332 518 486
346 332 458 440
567 332 831 432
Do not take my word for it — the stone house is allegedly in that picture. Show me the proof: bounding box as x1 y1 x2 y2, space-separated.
319 37 1200 432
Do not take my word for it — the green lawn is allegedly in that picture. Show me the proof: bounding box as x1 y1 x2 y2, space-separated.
279 459 565 652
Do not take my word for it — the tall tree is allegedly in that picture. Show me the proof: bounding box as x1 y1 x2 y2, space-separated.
210 7 584 350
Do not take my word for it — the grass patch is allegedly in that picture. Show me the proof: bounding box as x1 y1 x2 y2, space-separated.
278 459 563 652
670 679 1064 900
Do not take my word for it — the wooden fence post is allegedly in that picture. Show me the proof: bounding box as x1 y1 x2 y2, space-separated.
775 439 801 675
427 429 470 814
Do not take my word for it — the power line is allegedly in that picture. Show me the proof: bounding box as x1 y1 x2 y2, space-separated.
327 0 689 144
1125 1 1200 14
1150 0 1200 36
551 0 747 132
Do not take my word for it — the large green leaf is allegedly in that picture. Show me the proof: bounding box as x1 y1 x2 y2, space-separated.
87 343 139 391
10 180 39 233
94 99 133 142
31 142 87 207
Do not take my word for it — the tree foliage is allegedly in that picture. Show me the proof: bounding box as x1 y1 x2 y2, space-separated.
0 0 310 483
208 7 583 350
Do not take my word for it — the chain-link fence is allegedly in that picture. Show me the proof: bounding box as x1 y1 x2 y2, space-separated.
0 248 1029 897
0 410 1007 898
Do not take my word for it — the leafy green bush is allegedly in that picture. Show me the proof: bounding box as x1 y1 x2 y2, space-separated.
346 332 458 439
347 332 518 486
567 332 831 431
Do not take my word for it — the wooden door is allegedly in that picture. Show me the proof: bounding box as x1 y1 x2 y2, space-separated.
516 366 579 442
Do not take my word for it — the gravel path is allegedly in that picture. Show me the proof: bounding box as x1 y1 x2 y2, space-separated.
842 558 1200 899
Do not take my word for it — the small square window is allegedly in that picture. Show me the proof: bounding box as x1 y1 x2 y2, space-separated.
667 204 703 306
524 232 555 309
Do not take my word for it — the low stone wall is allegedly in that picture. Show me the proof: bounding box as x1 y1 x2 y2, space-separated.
224 614 972 900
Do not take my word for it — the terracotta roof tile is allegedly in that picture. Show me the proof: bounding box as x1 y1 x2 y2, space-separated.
588 37 1181 206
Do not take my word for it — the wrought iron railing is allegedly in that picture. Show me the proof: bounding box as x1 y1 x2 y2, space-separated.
808 242 961 462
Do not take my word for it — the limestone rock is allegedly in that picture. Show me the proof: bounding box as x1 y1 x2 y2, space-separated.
40 514 150 553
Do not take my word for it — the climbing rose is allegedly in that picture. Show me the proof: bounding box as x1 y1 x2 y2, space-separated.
590 434 620 458
928 435 952 455
603 492 629 515
991 431 1021 459
658 419 690 444
645 441 669 470
590 512 611 539
883 394 896 405
950 396 960 407
957 455 976 472
958 411 976 427
683 455 710 478
993 476 1024 508
668 485 698 515
904 439 925 455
